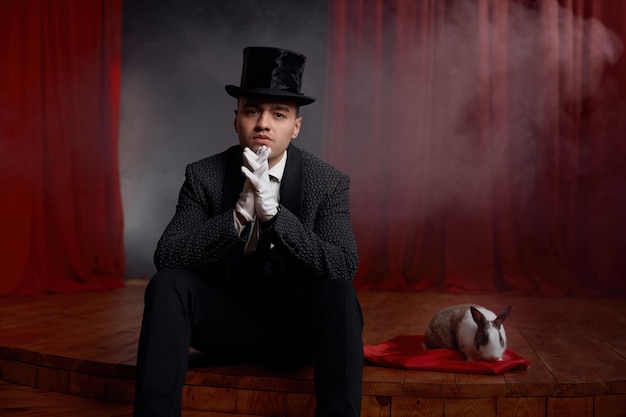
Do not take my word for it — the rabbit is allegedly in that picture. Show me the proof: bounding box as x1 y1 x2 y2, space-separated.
423 304 512 362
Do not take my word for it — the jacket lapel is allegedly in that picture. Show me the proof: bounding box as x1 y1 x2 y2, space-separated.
280 144 303 219
221 145 245 213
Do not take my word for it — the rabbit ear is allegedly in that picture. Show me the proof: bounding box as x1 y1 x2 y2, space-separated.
493 305 512 328
470 306 487 327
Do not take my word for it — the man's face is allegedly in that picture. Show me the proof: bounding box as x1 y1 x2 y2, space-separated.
234 97 302 168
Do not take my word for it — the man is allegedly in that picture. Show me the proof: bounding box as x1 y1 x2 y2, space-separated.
133 46 364 417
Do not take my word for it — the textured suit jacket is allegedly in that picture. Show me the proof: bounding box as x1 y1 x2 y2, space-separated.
154 144 358 288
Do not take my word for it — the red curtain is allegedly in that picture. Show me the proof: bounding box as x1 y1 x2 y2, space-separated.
324 0 626 295
0 0 124 296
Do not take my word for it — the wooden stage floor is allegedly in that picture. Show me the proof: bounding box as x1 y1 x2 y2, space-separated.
1 280 625 417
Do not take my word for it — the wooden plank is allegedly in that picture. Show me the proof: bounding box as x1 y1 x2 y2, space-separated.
565 304 626 396
186 363 315 393
497 397 546 416
236 389 286 417
183 385 237 412
502 327 557 397
68 370 107 399
0 358 37 386
36 366 69 393
286 392 316 417
444 398 496 417
519 328 607 397
558 297 626 360
360 291 432 346
0 380 253 417
546 396 592 417
453 373 507 398
361 395 391 417
7 348 135 378
391 397 444 417
593 394 626 417
0 381 133 417
362 365 408 396
402 369 457 398
105 376 135 403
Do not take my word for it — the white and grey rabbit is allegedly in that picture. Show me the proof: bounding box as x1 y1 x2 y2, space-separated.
423 304 512 362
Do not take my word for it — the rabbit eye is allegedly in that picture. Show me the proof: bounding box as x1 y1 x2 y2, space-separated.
480 334 488 345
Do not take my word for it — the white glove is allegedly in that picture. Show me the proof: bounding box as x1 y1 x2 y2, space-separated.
241 146 278 222
234 146 268 224
241 146 269 174
234 178 255 224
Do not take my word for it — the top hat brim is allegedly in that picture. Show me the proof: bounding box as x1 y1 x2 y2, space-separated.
225 85 316 106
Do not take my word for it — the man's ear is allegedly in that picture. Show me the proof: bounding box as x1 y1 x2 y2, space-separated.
233 109 239 133
291 116 302 139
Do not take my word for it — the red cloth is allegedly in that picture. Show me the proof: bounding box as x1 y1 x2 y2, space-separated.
364 335 531 375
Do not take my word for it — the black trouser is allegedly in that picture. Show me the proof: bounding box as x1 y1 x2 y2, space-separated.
133 268 364 417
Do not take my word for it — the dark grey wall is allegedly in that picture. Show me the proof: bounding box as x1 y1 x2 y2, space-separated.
120 0 328 278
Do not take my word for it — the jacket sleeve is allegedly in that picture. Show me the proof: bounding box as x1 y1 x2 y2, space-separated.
153 163 244 270
262 173 359 282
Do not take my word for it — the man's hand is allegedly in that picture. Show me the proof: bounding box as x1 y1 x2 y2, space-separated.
234 178 255 225
235 146 268 224
241 146 278 222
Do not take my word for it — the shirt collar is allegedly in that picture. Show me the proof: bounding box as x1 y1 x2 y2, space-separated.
269 149 287 182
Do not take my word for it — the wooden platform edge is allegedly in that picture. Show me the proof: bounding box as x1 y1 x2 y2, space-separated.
2 345 626 398
2 353 626 417
3 285 626 416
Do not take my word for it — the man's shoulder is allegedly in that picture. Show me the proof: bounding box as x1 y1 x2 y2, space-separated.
187 145 239 171
298 147 348 180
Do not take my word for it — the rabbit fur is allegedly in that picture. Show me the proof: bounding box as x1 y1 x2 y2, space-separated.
423 304 512 362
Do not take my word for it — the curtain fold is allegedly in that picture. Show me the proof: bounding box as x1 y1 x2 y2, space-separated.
0 0 124 296
324 0 626 295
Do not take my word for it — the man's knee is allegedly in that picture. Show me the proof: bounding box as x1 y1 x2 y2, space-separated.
310 279 363 327
145 269 176 298
144 268 200 305
312 279 358 303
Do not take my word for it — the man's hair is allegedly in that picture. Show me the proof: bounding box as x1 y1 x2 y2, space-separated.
237 97 301 117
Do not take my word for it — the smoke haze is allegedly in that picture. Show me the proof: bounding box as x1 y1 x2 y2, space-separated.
120 0 328 278
120 0 624 280
328 0 622 225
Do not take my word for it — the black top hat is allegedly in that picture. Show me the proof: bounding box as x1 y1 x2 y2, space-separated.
225 46 316 106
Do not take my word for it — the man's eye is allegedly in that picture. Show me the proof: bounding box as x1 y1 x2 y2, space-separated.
275 113 285 118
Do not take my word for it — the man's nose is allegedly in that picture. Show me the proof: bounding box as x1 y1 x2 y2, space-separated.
255 111 270 130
